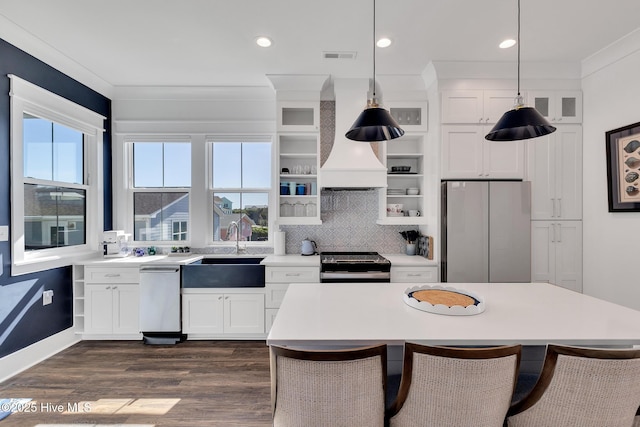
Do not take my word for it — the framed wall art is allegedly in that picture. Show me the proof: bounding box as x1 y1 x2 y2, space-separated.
606 121 640 212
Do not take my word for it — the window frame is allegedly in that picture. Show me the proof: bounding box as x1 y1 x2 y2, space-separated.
126 137 192 245
208 136 274 246
9 74 105 275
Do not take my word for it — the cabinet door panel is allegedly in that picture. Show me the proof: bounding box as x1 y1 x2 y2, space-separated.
182 294 224 334
442 126 484 178
113 285 140 334
483 139 524 179
441 90 483 123
85 285 114 334
555 126 582 220
224 294 265 334
483 90 517 123
555 221 583 293
531 222 555 284
527 133 555 219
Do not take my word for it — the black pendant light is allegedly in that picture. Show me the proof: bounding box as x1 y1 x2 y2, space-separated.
485 0 556 141
346 0 404 142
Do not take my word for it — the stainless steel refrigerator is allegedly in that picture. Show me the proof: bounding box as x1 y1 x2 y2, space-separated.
441 181 531 282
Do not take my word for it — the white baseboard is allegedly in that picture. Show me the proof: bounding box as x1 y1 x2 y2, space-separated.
0 328 80 383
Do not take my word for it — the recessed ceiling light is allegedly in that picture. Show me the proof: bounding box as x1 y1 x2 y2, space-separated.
255 36 272 48
376 38 392 48
499 39 516 49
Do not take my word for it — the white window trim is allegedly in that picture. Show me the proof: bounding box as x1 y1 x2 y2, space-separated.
9 74 105 275
208 136 274 246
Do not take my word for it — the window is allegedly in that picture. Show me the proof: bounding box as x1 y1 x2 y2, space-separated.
23 115 86 250
10 75 104 275
132 141 191 242
211 141 271 242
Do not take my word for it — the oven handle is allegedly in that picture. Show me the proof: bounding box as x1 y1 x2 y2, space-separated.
320 271 391 280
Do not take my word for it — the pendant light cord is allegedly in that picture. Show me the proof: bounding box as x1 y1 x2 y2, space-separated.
517 0 521 96
372 0 376 99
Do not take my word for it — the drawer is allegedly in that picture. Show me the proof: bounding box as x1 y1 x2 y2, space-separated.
265 283 289 308
391 267 438 283
266 266 319 283
85 267 140 283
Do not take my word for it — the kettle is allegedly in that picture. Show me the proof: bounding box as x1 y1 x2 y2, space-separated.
301 238 318 256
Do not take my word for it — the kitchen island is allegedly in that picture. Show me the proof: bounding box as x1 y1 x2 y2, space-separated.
267 282 640 373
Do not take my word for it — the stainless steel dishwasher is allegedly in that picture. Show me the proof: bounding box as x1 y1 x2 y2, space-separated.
139 264 183 344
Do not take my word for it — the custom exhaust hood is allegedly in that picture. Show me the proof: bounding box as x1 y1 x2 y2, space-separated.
320 78 388 190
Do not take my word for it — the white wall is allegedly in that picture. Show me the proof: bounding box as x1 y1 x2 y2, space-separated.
582 32 640 309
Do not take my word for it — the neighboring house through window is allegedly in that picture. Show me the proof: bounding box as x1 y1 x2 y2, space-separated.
211 139 271 243
131 140 191 242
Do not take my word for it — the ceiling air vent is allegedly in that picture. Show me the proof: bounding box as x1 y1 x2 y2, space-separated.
323 51 357 60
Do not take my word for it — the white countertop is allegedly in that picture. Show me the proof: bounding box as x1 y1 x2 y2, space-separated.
381 254 436 267
267 282 640 347
260 254 320 267
80 254 203 266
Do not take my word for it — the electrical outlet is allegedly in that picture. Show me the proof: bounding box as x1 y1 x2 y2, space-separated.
0 225 8 242
43 290 54 306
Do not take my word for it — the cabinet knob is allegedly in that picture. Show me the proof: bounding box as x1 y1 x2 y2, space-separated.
106 286 111 290
485 118 489 123
557 117 562 122
479 118 483 123
225 296 229 300
218 296 223 300
113 286 118 290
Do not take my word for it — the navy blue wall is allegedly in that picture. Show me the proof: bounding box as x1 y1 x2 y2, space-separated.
0 38 112 358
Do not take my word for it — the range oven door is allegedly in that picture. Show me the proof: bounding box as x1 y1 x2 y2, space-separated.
320 271 391 283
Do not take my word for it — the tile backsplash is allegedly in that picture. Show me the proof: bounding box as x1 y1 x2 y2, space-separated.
281 190 414 254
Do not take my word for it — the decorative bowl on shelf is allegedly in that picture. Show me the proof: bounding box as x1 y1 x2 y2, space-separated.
407 188 420 195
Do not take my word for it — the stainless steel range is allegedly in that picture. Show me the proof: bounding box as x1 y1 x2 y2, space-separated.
320 252 391 283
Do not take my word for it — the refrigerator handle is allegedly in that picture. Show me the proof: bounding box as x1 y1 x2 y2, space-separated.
551 223 555 243
551 198 557 217
557 223 562 243
558 198 562 218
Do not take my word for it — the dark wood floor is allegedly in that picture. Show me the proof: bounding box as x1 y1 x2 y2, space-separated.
0 340 272 426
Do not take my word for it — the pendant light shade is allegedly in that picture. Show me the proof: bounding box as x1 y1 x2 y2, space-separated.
346 101 404 141
484 0 555 142
346 0 404 142
485 105 556 141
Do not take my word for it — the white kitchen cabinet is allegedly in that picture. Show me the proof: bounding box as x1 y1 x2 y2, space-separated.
277 101 319 132
264 265 320 332
379 134 429 224
83 266 141 339
387 101 428 132
526 125 582 220
528 91 582 124
390 266 438 283
531 221 582 293
441 90 516 124
85 284 140 336
182 291 265 336
278 133 321 225
442 125 525 179
182 294 224 334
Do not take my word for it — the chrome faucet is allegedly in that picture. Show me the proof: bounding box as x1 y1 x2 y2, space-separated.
227 220 247 254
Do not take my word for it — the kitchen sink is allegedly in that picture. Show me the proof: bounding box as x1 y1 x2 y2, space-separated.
198 257 264 265
181 257 265 288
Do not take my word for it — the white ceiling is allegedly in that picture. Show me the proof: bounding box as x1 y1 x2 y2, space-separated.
1 0 639 90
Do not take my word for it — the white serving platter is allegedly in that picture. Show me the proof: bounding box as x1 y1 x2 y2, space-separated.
403 285 485 316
